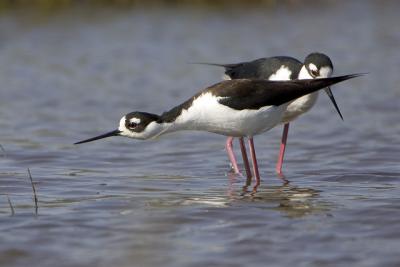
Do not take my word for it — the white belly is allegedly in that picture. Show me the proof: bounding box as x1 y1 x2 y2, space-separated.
280 65 324 124
265 65 319 124
170 93 288 137
281 91 319 123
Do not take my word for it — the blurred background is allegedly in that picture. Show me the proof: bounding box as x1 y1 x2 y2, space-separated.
0 1 399 267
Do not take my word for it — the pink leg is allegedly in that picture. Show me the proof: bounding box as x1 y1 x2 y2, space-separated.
248 137 261 186
239 137 252 180
276 123 290 175
225 137 240 174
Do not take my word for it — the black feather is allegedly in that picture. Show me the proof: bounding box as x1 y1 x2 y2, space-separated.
212 74 363 110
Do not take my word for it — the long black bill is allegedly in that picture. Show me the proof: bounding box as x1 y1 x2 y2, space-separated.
324 87 344 120
74 130 121 145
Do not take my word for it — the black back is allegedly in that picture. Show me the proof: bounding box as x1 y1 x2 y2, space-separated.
211 76 359 110
220 56 302 80
159 75 361 121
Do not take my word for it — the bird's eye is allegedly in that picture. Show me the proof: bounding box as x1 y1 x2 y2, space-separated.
128 122 137 129
311 69 319 77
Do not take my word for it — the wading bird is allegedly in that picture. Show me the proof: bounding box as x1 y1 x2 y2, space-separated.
195 53 342 175
75 75 361 185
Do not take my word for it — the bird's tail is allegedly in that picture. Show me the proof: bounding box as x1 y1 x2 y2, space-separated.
188 62 241 70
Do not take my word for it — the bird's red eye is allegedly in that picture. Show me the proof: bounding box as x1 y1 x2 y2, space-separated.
129 122 137 128
311 69 319 77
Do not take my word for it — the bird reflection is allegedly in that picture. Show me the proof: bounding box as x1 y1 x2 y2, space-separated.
160 171 333 219
227 172 332 218
227 164 290 195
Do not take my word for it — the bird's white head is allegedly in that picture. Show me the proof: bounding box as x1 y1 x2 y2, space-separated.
300 52 343 120
118 112 167 140
75 111 167 144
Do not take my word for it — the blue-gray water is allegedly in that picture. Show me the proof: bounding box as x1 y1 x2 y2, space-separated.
1 1 400 267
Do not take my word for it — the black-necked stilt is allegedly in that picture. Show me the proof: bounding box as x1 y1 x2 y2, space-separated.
75 75 361 185
195 53 342 176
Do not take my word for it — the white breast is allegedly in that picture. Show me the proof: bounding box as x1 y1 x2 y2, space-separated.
281 66 319 123
168 93 288 137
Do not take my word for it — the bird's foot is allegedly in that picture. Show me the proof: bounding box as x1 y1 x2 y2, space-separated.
276 171 290 185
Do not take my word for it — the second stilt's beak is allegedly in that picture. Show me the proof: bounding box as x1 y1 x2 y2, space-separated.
324 87 344 120
74 129 121 145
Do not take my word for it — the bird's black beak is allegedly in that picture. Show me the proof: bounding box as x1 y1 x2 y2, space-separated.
74 129 121 145
324 87 344 120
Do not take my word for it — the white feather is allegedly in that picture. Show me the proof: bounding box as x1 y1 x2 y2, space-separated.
166 92 288 137
222 74 232 81
281 65 319 123
268 65 292 81
129 118 141 124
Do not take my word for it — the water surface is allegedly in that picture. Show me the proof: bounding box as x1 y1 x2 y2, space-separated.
0 1 400 266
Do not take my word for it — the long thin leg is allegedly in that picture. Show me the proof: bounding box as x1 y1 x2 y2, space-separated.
248 137 261 186
225 137 240 174
239 137 252 180
241 169 253 196
276 123 290 175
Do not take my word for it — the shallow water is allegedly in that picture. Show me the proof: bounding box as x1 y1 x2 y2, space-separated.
1 1 400 266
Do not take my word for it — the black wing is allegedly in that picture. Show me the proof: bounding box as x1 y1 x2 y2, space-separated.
210 74 362 110
226 56 302 80
194 56 302 80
